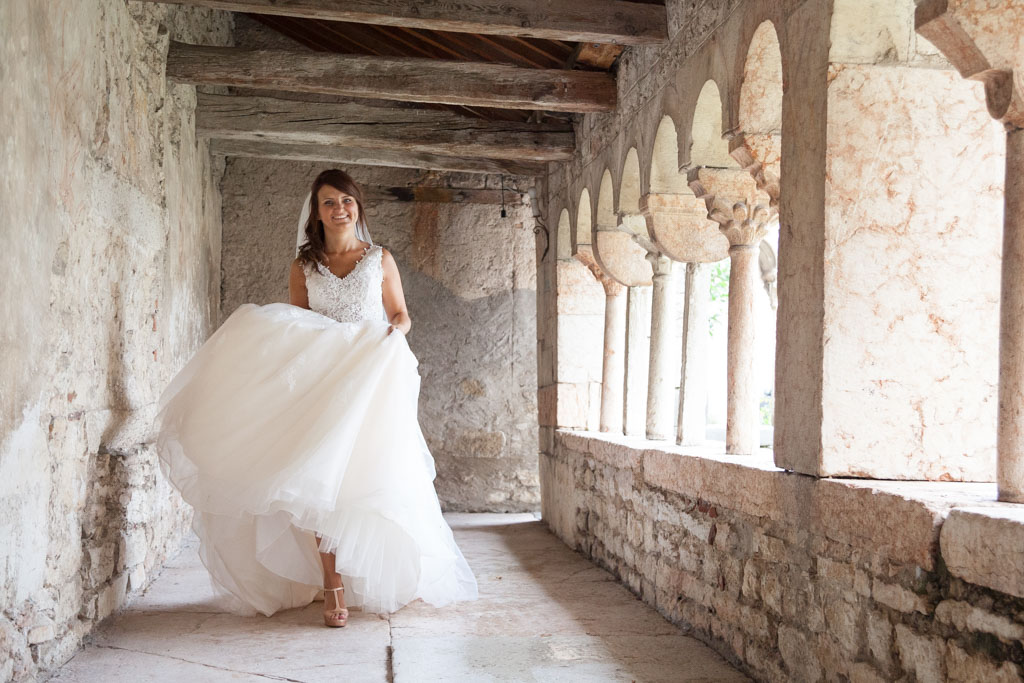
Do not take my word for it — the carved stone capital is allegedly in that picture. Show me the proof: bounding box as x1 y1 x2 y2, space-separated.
688 168 774 249
711 200 772 249
730 136 781 207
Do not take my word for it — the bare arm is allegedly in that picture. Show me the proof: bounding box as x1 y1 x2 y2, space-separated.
381 248 411 335
289 258 310 309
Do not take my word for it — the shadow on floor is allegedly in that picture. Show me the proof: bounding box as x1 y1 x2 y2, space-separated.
51 514 747 682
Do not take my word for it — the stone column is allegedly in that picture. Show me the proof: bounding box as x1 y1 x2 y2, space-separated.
645 254 678 440
715 202 770 455
678 262 710 445
623 285 652 437
600 278 627 434
999 126 1024 503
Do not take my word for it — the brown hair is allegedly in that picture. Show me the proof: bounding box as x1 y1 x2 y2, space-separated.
296 169 369 267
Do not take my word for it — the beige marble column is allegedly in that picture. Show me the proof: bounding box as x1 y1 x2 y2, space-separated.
624 285 652 437
717 203 770 455
678 262 710 445
645 253 678 440
999 126 1024 503
600 278 627 434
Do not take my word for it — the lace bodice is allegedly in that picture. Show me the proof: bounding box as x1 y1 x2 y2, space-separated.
304 246 386 324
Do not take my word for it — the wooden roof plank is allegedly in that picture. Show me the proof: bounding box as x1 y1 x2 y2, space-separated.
167 42 617 113
196 92 575 161
134 0 668 45
210 138 548 176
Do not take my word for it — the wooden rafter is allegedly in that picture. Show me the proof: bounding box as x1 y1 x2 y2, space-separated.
196 93 575 161
167 43 617 113
134 0 668 45
209 139 548 177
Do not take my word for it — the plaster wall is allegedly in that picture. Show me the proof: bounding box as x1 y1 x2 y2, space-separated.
0 1 232 679
219 159 540 512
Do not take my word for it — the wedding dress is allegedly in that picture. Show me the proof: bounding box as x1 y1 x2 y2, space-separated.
155 245 478 616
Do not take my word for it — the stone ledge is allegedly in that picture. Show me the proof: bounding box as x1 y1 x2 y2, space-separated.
940 507 1024 599
554 430 1009 572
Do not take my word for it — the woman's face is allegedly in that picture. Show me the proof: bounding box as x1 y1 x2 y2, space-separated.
317 185 359 234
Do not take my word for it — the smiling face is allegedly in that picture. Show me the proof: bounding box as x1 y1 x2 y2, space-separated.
316 184 360 234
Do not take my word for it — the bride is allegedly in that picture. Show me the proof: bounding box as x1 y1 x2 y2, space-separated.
155 169 478 627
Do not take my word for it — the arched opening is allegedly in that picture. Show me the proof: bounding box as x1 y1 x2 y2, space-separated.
596 169 616 230
618 148 648 236
650 116 688 194
575 188 592 252
690 80 738 170
556 208 572 261
735 19 784 445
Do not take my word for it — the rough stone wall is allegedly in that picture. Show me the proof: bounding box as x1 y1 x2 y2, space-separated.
547 432 1024 682
219 159 540 512
0 2 232 680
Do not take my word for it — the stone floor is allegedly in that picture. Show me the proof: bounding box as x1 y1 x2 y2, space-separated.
51 514 747 682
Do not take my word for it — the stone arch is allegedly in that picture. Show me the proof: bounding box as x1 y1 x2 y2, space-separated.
690 80 737 169
618 148 648 237
592 163 652 287
596 169 616 230
740 21 783 138
556 208 572 260
650 116 688 194
735 19 784 206
619 147 641 213
574 187 592 252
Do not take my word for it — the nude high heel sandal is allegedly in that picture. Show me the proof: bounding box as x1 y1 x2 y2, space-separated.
323 586 349 628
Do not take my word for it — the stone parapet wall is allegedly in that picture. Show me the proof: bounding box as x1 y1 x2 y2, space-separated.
544 431 1024 681
0 2 232 680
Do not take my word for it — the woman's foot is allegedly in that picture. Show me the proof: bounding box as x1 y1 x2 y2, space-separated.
323 586 348 628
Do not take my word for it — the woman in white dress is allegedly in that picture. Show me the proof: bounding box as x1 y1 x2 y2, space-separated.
156 169 478 627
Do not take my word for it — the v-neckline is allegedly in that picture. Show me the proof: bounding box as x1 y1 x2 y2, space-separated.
321 245 372 283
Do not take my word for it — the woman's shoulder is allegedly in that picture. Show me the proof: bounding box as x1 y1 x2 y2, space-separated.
291 256 321 277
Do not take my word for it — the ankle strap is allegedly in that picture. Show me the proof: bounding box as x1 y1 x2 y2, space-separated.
325 586 344 593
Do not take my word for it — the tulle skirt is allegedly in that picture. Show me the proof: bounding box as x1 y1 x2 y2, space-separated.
155 303 478 616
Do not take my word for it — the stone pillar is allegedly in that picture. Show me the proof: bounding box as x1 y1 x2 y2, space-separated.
999 126 1024 503
678 262 710 445
624 286 652 437
914 0 1024 493
645 254 678 440
716 203 770 455
600 278 627 434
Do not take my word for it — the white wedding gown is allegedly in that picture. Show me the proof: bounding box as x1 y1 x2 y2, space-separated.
156 246 478 616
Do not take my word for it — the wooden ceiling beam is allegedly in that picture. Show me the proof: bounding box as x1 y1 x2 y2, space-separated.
135 0 667 45
167 42 616 113
361 185 523 206
195 93 575 162
209 139 548 177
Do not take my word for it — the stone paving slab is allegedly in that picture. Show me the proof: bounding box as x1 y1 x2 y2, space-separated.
51 513 747 682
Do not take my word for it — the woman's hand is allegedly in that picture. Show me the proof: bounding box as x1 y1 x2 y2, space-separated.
387 313 411 336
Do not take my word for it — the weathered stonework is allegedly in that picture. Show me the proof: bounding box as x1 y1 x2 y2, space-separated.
219 159 540 512
548 431 1024 682
0 1 232 680
543 0 1006 481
